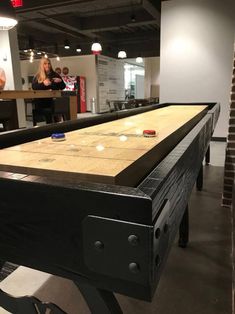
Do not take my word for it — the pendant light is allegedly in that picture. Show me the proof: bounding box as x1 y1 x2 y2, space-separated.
118 50 127 59
136 56 143 63
91 40 102 55
0 0 18 30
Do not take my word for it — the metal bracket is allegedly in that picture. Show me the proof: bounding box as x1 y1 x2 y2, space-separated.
83 215 153 285
83 200 171 287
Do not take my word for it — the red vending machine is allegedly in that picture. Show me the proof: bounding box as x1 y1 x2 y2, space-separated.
77 76 86 113
62 75 86 113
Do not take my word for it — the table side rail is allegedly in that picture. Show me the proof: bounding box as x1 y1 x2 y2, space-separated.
138 113 213 299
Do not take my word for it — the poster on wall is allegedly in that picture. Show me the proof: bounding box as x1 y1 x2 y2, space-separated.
97 55 125 113
62 75 78 91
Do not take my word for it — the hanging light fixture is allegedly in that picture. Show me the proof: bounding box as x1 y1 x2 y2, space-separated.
136 56 143 63
91 40 102 55
64 39 70 49
0 0 18 30
118 50 127 59
56 56 60 61
76 45 82 53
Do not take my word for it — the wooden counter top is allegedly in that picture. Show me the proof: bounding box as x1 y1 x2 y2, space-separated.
0 90 61 99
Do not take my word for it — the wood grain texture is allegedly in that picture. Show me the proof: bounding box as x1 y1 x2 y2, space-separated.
0 105 207 186
69 96 78 120
0 90 61 99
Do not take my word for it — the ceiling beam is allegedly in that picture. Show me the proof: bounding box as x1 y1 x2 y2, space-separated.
97 29 159 43
18 10 157 40
80 10 155 33
142 0 160 26
41 17 94 39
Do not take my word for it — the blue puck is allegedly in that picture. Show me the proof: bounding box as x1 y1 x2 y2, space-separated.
51 133 66 141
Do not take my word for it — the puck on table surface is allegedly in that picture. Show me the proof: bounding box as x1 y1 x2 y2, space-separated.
51 133 66 141
143 129 157 137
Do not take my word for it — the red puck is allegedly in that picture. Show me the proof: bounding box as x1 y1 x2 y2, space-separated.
143 130 157 137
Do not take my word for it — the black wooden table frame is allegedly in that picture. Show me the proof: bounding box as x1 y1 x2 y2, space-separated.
0 103 220 313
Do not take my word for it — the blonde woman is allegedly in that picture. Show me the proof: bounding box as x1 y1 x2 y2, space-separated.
32 58 65 124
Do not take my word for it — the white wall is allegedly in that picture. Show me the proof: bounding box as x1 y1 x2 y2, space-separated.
21 55 97 111
144 57 160 98
0 29 25 127
136 75 145 99
160 0 235 137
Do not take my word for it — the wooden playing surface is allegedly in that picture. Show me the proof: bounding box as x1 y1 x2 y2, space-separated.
0 105 207 186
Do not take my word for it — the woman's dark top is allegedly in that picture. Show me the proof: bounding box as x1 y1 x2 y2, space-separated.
32 71 65 91
32 71 66 109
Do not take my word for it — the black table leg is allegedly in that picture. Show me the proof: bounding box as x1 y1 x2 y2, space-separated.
196 164 203 191
75 282 123 314
178 205 189 248
205 145 210 165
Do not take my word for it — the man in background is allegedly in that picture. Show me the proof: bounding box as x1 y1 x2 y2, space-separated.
62 67 69 76
55 67 62 75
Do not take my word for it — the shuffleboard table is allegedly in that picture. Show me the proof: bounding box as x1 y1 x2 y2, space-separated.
0 103 220 313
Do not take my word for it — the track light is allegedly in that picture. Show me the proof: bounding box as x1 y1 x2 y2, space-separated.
64 39 70 49
131 14 136 22
76 45 82 53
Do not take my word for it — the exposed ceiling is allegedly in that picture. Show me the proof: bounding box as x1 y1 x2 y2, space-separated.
14 0 162 60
